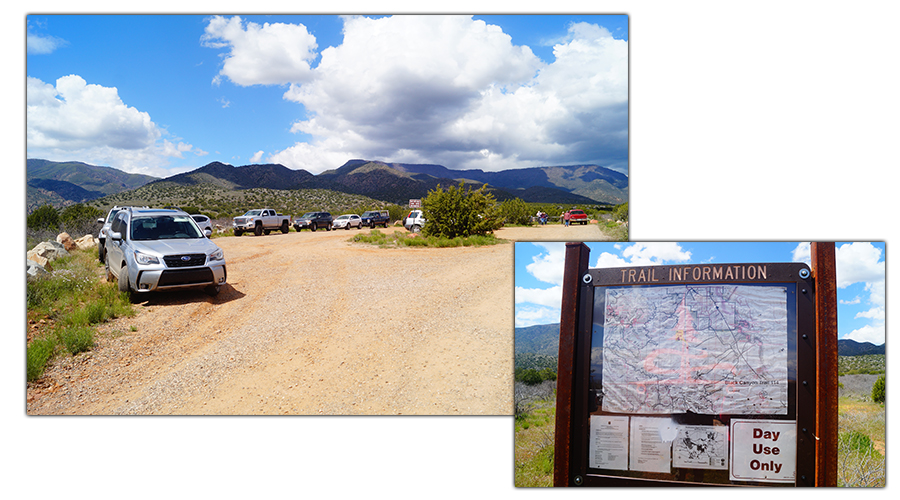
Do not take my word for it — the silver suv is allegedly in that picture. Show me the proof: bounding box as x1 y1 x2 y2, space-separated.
97 205 148 263
104 208 227 297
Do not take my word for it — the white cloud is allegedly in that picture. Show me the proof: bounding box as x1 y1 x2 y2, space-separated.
201 15 318 86
27 32 68 55
524 243 566 286
250 150 265 163
836 242 885 288
595 242 691 268
515 285 562 308
791 242 811 265
26 75 195 177
208 15 627 173
842 324 885 345
515 305 561 328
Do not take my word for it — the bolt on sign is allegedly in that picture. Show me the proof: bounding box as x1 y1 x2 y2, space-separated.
553 245 825 487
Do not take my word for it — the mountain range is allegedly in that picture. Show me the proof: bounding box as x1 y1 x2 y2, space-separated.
26 158 628 211
515 323 886 357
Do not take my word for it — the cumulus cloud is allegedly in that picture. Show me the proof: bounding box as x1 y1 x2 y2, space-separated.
515 305 561 328
595 242 692 268
515 285 562 308
201 15 318 87
26 75 197 176
206 15 627 174
524 243 566 285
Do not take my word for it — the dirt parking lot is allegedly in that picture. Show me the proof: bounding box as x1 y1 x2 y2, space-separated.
26 223 614 415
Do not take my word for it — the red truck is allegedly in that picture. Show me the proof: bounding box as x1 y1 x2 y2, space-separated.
565 209 589 225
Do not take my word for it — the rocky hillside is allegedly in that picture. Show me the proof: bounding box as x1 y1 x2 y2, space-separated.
27 158 628 213
26 159 159 212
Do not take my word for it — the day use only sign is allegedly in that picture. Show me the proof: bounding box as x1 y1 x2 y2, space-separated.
730 420 797 483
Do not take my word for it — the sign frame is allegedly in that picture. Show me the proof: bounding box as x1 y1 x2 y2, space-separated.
554 243 823 487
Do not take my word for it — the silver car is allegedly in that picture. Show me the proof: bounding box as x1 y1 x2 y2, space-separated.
104 208 227 297
332 213 362 230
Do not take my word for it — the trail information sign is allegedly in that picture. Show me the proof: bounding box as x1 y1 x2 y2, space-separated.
554 249 822 487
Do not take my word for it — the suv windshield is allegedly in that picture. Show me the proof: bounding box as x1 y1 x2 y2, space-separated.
131 215 203 240
244 210 262 217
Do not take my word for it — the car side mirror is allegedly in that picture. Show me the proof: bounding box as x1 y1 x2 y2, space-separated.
97 218 105 224
205 228 212 237
109 231 122 241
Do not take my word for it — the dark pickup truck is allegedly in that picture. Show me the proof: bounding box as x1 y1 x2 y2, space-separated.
360 210 390 228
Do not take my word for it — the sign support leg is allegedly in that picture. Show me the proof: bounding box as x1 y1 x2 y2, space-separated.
553 242 590 487
811 242 838 487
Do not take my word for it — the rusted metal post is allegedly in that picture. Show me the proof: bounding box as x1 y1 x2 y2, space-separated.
553 242 590 487
811 242 838 487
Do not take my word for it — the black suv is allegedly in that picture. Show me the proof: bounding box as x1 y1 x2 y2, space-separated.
293 212 333 232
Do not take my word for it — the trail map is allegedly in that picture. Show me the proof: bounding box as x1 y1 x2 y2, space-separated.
673 425 729 469
601 284 788 415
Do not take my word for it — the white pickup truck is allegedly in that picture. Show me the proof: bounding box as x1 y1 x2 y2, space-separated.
233 209 292 236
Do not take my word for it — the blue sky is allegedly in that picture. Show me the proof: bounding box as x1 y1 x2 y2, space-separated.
515 242 887 345
26 14 628 178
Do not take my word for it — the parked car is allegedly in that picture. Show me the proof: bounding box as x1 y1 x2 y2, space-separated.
293 212 333 231
565 209 589 225
360 210 390 228
232 208 291 236
191 214 213 237
404 210 426 233
97 205 148 263
332 213 362 230
104 207 227 297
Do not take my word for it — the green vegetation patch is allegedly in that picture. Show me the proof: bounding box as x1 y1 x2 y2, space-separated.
26 247 135 382
350 229 504 248
838 354 885 375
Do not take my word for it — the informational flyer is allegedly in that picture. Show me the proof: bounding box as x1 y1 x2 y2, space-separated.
673 425 729 470
602 284 789 415
589 415 629 470
629 417 677 473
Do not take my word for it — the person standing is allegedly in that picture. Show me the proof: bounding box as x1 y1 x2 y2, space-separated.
563 211 570 227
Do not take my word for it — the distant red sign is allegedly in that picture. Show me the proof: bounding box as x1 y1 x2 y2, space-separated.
409 199 422 208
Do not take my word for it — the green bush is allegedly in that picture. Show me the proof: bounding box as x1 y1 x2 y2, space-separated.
57 326 94 355
872 375 885 403
500 197 533 226
27 337 56 382
60 204 103 227
612 202 628 222
421 182 502 238
840 430 875 455
27 205 61 231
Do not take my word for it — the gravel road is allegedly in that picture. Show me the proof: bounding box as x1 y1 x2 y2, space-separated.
26 222 613 415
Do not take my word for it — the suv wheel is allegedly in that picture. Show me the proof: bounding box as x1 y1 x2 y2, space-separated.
254 224 263 236
281 221 289 234
205 284 221 296
117 263 131 293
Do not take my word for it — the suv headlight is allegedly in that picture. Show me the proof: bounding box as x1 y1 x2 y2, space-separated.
209 248 225 261
134 251 159 265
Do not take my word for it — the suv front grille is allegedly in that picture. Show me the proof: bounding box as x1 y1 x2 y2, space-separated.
163 254 207 268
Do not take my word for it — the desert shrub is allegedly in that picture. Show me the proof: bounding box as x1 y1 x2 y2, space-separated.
421 182 502 238
60 203 103 227
872 375 885 403
612 202 628 222
500 197 533 226
27 204 61 231
27 337 57 382
57 325 94 355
